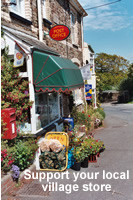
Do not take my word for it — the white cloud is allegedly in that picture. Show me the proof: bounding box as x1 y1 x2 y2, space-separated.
79 0 132 31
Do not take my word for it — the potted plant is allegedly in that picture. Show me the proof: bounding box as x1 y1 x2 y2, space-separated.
84 138 98 163
72 147 85 171
81 141 90 168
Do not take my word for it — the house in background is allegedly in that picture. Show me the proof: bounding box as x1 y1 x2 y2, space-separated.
83 42 97 107
1 0 87 135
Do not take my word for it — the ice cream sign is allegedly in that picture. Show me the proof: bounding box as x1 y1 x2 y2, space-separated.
49 25 70 41
13 43 25 68
85 84 92 101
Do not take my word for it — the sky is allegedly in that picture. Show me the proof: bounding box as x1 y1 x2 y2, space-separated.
78 0 133 63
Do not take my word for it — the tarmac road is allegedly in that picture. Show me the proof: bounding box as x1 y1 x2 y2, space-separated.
4 103 133 200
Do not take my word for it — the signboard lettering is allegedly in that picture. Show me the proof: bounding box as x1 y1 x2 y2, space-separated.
49 25 70 41
80 64 91 80
85 84 92 100
13 43 25 68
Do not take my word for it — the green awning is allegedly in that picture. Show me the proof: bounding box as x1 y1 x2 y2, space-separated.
33 51 84 92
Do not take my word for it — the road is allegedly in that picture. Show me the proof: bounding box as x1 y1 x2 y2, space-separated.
4 103 133 200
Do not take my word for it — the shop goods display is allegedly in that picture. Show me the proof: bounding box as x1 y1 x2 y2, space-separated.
39 132 69 171
39 139 63 153
39 150 66 170
67 149 75 169
88 155 97 163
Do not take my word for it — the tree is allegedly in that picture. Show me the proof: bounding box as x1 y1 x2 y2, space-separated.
119 63 133 97
1 34 33 125
95 53 129 92
128 63 133 79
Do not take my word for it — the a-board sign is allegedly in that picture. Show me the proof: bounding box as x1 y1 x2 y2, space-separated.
40 132 69 172
49 25 70 41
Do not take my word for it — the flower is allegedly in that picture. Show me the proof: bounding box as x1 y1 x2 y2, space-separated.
3 153 8 158
88 115 91 117
1 158 3 162
8 160 13 165
24 90 28 95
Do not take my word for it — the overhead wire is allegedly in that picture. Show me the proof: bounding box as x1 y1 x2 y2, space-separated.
84 0 121 11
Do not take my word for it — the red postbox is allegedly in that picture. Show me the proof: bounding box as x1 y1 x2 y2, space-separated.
1 108 17 139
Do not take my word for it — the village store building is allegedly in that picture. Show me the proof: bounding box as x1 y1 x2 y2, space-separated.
1 0 87 135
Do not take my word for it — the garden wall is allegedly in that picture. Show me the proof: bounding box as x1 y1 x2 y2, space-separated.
1 163 36 197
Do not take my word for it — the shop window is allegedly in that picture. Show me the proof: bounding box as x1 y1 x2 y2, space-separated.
35 92 60 130
10 0 25 17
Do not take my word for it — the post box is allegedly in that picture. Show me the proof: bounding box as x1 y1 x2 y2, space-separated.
1 108 17 139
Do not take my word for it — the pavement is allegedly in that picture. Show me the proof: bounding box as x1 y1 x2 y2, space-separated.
2 103 133 200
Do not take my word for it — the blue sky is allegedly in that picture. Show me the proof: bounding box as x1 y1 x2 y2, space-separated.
78 0 133 63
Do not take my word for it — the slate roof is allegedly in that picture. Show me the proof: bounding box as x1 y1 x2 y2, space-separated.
4 28 59 56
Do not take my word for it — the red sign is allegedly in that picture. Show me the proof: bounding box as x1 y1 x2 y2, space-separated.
49 25 70 41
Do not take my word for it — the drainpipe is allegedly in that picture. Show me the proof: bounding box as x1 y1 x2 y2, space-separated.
37 0 43 41
81 15 84 65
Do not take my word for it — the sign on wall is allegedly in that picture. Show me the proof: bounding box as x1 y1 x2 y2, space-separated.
85 84 92 100
80 64 91 80
13 43 25 68
49 25 70 41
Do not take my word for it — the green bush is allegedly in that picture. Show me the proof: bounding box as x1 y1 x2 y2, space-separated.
1 138 38 172
13 139 38 171
96 108 106 119
77 111 91 130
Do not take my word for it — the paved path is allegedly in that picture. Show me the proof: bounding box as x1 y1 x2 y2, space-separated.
2 103 133 200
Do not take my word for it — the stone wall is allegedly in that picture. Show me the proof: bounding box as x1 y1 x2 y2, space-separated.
1 0 83 64
1 0 84 117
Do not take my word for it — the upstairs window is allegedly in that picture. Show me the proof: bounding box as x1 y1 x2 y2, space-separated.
10 0 25 17
70 12 76 44
43 0 46 19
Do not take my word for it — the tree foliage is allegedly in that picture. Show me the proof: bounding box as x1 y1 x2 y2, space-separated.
119 63 133 96
1 36 33 125
95 53 129 92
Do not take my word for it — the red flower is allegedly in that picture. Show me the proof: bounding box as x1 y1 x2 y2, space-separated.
96 140 98 142
1 158 3 162
3 149 7 153
88 115 91 117
8 160 13 165
3 153 8 158
82 111 85 113
90 146 92 149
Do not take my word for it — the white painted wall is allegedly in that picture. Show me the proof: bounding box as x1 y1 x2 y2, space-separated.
83 42 97 107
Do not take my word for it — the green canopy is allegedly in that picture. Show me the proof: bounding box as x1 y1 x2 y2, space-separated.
33 51 84 92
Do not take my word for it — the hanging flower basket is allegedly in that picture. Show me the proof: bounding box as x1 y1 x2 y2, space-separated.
88 154 97 163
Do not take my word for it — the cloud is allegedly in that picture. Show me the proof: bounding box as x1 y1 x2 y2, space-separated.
79 0 132 31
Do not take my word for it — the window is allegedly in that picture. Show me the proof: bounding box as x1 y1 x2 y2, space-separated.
73 89 83 106
10 0 25 17
70 12 76 44
35 92 60 130
43 0 46 18
86 60 89 64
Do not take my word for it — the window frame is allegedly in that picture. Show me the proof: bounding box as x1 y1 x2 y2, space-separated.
10 0 25 18
35 92 61 131
70 12 76 44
